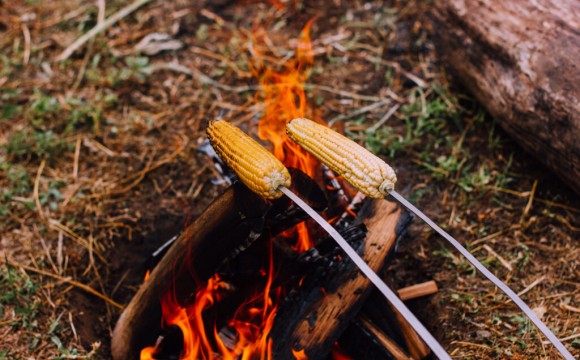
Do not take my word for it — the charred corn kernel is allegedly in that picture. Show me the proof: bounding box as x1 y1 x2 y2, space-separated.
286 118 396 198
207 120 291 199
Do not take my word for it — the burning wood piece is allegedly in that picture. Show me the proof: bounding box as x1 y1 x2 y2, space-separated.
269 199 411 359
111 170 326 360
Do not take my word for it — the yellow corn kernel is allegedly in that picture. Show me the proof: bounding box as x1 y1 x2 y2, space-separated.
207 120 291 199
286 118 396 198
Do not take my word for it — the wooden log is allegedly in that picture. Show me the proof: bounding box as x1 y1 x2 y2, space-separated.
111 170 326 360
271 198 411 359
430 0 580 193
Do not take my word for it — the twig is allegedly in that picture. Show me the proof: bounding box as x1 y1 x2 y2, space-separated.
542 333 580 344
483 244 513 272
486 185 580 213
470 225 521 247
34 159 46 222
328 98 391 125
5 259 124 310
561 304 580 313
49 220 106 264
306 84 381 102
367 103 401 132
520 179 538 224
21 24 31 65
73 138 81 180
96 0 106 24
56 0 153 61
143 62 245 92
190 46 251 78
506 276 546 304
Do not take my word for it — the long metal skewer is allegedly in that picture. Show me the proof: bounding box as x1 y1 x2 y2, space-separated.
389 190 574 360
279 186 452 360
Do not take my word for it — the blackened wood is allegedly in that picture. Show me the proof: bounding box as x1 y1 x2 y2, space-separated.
430 0 580 193
271 199 410 359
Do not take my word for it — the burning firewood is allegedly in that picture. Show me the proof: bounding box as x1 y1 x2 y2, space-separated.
111 171 327 360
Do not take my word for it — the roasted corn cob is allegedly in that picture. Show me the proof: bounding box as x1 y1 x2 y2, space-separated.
286 118 396 198
207 120 291 199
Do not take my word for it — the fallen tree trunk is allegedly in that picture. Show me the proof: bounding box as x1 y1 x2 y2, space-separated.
430 0 580 193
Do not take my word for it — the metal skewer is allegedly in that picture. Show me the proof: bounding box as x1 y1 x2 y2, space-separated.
389 190 575 360
279 186 452 360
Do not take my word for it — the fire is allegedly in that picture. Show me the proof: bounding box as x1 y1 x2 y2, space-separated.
143 250 279 360
291 349 307 360
253 19 322 252
142 19 325 360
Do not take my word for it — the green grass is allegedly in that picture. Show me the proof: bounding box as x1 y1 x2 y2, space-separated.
0 264 95 359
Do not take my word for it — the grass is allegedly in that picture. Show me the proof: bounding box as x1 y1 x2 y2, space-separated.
0 264 96 359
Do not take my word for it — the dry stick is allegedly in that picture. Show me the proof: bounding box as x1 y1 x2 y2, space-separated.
56 0 153 61
328 98 391 125
358 317 413 360
305 84 382 102
487 185 580 214
520 179 538 224
543 333 580 344
397 280 439 301
34 159 46 222
73 138 81 180
367 103 402 132
21 24 31 65
483 244 513 272
506 276 546 304
5 259 124 310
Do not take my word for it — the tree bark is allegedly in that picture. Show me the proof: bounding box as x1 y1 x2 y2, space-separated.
430 0 580 193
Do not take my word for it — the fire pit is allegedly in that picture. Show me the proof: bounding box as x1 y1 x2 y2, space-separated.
111 159 419 359
108 9 447 360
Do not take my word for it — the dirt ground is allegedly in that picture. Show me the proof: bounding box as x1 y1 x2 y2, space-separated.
0 0 578 359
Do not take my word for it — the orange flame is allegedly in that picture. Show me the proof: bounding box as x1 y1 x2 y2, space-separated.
141 20 323 360
253 19 322 253
291 348 307 360
142 252 279 359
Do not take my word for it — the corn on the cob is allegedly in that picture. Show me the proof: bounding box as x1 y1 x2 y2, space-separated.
207 120 291 199
286 118 396 198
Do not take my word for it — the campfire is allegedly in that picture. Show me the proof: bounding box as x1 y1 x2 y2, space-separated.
111 22 430 360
